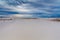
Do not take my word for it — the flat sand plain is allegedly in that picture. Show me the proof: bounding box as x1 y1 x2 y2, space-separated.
0 18 60 40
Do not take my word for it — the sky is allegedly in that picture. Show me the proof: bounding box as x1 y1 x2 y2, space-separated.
0 0 60 18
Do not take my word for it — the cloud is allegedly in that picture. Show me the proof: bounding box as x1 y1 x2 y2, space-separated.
0 0 60 18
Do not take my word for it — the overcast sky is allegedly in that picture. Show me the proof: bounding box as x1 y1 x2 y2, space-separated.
0 0 60 18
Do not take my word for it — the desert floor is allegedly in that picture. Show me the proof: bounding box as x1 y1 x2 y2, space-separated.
0 18 60 40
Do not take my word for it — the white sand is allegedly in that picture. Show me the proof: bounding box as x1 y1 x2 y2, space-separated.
0 19 60 40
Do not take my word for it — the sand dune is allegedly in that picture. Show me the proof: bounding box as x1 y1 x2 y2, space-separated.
0 19 60 40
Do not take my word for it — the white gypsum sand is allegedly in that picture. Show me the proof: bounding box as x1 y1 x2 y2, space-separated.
0 18 60 40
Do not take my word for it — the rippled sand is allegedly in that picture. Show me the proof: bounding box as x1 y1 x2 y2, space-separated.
0 18 60 40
